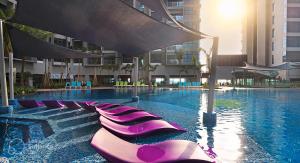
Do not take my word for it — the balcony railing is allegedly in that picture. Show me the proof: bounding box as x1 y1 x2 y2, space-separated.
166 1 184 7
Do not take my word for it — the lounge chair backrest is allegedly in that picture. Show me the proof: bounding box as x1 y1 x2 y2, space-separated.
43 100 64 108
87 81 92 87
62 101 82 109
71 81 77 87
66 82 70 86
18 100 43 108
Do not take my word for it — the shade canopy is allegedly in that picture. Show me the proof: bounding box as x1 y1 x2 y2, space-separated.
239 62 297 71
11 0 205 56
138 0 213 38
8 26 100 59
138 0 171 21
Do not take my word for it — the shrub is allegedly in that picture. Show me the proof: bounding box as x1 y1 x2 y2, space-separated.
13 86 37 96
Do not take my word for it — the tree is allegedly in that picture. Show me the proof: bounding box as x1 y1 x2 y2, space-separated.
121 64 134 74
1 6 51 87
179 66 189 84
192 54 205 82
141 63 158 87
198 47 212 72
176 49 184 65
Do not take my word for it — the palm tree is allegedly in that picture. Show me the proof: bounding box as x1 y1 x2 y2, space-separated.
198 47 212 72
179 66 189 84
121 64 134 74
0 7 14 56
192 54 205 82
176 49 184 65
1 6 51 87
175 49 186 84
141 63 158 87
93 67 98 86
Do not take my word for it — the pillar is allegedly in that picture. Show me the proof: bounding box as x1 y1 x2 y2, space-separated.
70 59 74 81
9 52 14 99
132 57 139 102
0 20 12 113
203 37 219 126
133 0 137 8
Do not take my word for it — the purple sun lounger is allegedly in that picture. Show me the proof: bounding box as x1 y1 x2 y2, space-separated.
18 100 45 108
98 110 160 123
78 102 120 111
96 106 142 115
61 101 82 109
91 128 214 163
77 101 98 111
96 103 121 110
42 100 64 108
100 116 185 137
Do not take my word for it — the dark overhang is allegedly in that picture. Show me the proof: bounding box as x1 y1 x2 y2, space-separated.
8 26 100 59
11 0 206 56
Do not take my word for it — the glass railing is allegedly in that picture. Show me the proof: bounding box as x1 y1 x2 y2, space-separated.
167 1 184 7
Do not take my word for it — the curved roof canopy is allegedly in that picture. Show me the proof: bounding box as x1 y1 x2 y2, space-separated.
8 26 100 59
11 0 205 56
138 0 171 21
239 62 297 71
138 0 213 38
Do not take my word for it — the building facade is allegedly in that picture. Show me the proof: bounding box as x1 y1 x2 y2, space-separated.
4 0 207 87
247 0 300 81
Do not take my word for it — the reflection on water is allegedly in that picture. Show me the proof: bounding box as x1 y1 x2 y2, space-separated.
197 92 243 162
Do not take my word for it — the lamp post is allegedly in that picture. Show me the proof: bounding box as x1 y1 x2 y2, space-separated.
203 37 219 126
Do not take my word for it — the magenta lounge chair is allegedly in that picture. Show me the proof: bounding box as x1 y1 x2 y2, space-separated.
98 110 160 123
61 101 82 109
91 128 214 163
18 100 45 108
96 106 142 115
77 101 97 111
100 116 185 137
96 103 121 110
42 100 64 109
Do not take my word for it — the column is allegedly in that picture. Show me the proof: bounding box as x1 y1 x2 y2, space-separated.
70 59 74 81
132 57 139 101
0 20 9 107
146 52 152 87
133 0 137 8
9 52 14 99
203 37 219 126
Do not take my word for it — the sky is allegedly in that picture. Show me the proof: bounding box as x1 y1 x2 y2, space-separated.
200 0 247 55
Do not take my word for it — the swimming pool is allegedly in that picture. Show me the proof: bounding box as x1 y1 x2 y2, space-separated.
0 88 299 162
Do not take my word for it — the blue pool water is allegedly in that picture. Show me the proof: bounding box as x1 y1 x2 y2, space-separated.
0 88 299 162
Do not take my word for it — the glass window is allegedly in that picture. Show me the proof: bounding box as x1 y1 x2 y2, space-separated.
287 36 300 47
288 0 300 3
287 22 300 32
287 7 300 18
169 78 186 85
155 78 165 84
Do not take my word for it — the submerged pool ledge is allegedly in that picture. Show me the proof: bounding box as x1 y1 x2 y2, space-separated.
0 105 13 114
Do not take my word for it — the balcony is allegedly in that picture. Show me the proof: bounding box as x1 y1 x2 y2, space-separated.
166 1 184 8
